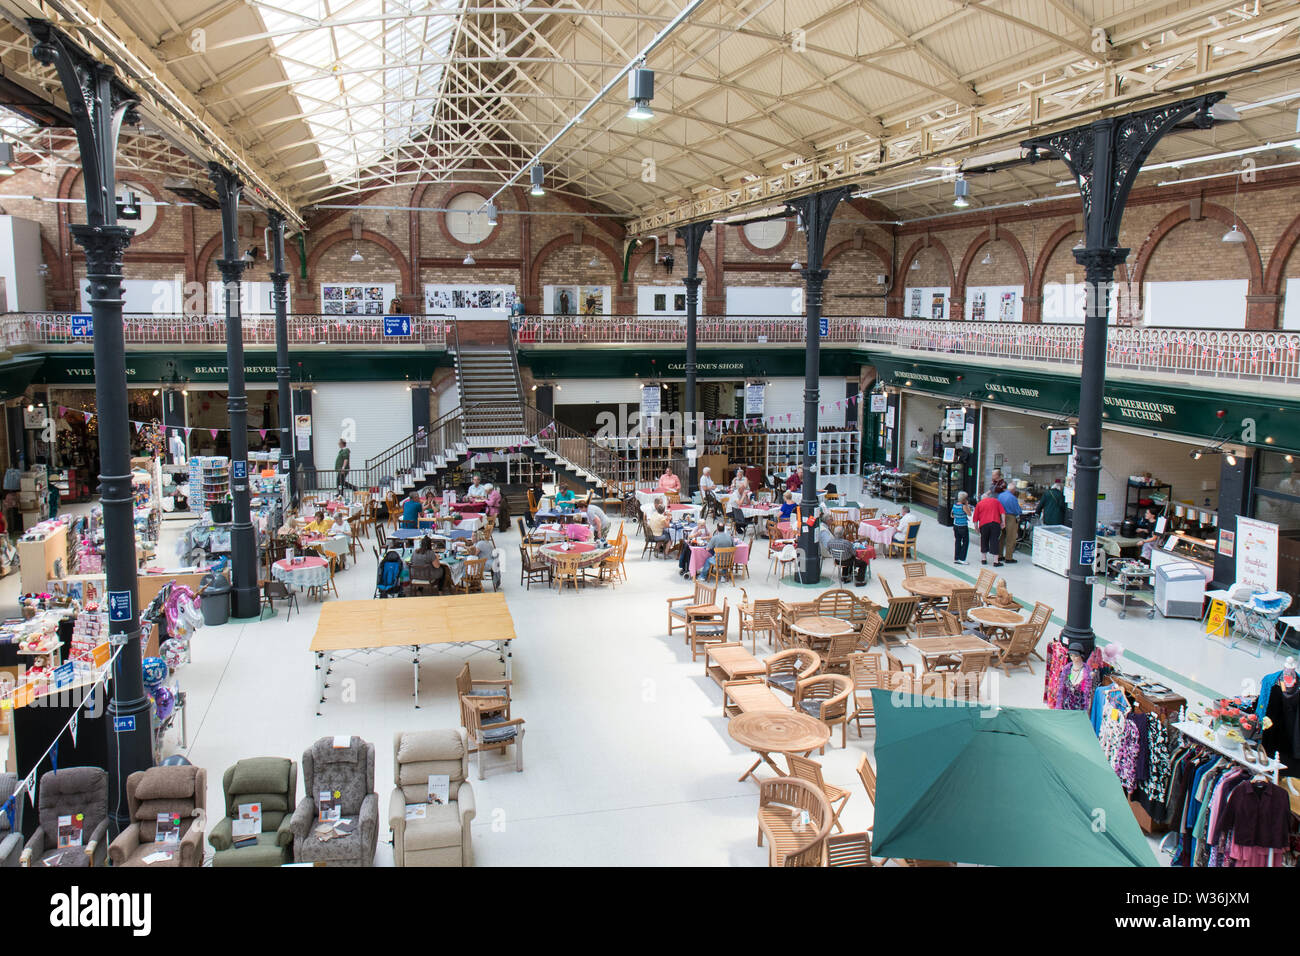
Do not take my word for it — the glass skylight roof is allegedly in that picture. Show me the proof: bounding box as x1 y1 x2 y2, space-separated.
254 0 460 190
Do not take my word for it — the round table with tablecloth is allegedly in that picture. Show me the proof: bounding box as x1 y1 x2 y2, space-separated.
272 556 330 590
688 541 750 578
859 518 897 548
450 501 486 514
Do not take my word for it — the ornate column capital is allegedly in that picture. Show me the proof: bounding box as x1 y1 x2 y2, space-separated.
68 223 134 272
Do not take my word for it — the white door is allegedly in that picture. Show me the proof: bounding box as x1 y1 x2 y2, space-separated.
311 383 413 476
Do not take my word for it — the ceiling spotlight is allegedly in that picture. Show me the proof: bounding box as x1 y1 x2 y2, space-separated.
1208 100 1241 122
909 258 919 271
1191 449 1202 460
25 403 33 412
1222 223 1247 244
0 142 14 176
485 202 498 226
952 178 969 208
530 163 545 197
151 389 160 396
1226 453 1237 466
463 253 476 266
627 66 655 120
1286 454 1294 463
350 248 363 262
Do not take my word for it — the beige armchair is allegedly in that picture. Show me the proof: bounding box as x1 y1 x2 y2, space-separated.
389 729 476 867
109 765 207 867
395 733 483 868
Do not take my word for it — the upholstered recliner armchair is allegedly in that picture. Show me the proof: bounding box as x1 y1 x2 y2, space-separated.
22 766 108 867
0 772 24 867
389 729 475 867
209 757 298 867
290 736 378 867
109 765 208 867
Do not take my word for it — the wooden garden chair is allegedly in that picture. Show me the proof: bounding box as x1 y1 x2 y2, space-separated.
879 595 920 646
549 552 581 594
974 567 997 602
849 653 887 737
794 673 854 750
686 599 730 662
737 588 780 653
707 546 738 586
902 560 927 579
454 556 487 594
785 754 851 834
757 778 832 867
667 580 717 638
459 694 525 780
993 623 1042 676
764 648 821 699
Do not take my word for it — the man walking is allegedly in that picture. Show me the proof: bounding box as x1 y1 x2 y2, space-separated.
972 488 1006 567
335 439 355 494
997 485 1023 564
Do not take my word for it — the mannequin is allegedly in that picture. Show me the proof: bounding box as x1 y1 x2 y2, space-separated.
1056 642 1094 713
1262 657 1300 777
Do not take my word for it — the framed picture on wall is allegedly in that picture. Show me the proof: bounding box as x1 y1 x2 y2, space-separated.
999 292 1017 322
674 293 686 311
970 292 986 322
930 293 944 320
909 289 921 316
654 293 667 312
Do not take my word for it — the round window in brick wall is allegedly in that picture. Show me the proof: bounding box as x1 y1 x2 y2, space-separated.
742 219 787 250
445 192 495 244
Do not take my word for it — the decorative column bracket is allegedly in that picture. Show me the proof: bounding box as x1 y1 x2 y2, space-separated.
675 219 712 494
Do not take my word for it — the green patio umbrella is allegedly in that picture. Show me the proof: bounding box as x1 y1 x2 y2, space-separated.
869 690 1157 866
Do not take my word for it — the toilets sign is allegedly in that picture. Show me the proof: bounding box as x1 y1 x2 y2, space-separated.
383 315 412 337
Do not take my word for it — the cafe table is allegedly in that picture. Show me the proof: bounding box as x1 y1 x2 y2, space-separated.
858 518 897 548
687 541 750 578
272 556 330 592
907 633 998 673
901 575 965 618
967 605 1027 642
789 615 854 652
728 711 831 783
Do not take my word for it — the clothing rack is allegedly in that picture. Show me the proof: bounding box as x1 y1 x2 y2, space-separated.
1159 710 1286 866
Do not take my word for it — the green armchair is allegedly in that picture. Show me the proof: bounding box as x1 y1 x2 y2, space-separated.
209 757 298 867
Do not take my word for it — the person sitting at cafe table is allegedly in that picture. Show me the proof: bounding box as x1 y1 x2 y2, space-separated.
421 487 438 512
698 467 716 496
474 536 501 590
779 490 798 520
677 517 709 577
826 524 869 587
698 522 734 580
647 500 672 551
656 467 680 495
893 505 921 544
554 485 577 507
786 468 802 493
730 479 755 533
465 473 488 499
304 510 334 534
400 491 422 530
410 537 438 587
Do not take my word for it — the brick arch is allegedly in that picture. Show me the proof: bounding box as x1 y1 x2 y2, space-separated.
305 228 413 293
1029 221 1082 302
897 237 956 290
528 233 625 302
626 242 718 290
955 228 1030 297
195 231 302 285
410 182 530 262
1264 209 1300 296
823 237 892 275
1130 202 1263 313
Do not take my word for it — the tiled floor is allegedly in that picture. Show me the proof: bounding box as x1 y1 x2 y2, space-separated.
3 486 1285 865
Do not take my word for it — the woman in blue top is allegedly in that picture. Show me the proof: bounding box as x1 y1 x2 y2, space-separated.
951 490 972 564
778 490 798 520
400 492 422 530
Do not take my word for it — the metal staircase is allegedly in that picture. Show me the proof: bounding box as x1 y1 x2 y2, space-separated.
365 321 621 497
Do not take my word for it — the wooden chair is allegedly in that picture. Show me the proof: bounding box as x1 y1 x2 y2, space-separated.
686 599 730 662
955 649 996 702
814 588 857 624
858 613 884 650
459 694 525 780
785 754 850 833
519 544 551 590
707 546 738 586
517 516 546 546
1026 601 1053 661
259 580 298 621
879 576 894 600
888 522 920 559
599 538 628 585
667 580 717 638
859 507 878 520
455 663 512 723
794 674 854 750
879 595 920 646
640 513 669 560
823 632 865 674
737 588 780 653
776 600 817 650
902 560 927 579
764 648 821 699
526 488 539 522
550 551 581 593
826 832 874 867
974 567 997 602
993 623 1042 676
374 521 389 552
849 653 886 736
757 777 832 867
915 610 962 639
948 587 980 626
454 556 486 594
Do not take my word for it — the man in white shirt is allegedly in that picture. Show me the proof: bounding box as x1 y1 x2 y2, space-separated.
893 506 922 543
586 502 610 542
698 467 716 495
465 474 488 499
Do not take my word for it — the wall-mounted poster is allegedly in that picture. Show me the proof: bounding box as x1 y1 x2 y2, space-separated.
744 382 766 414
423 284 517 319
653 293 667 312
930 293 945 320
869 392 888 414
943 407 966 431
551 286 576 315
673 293 686 311
969 291 986 322
322 282 396 315
1236 516 1279 590
909 289 921 316
999 291 1017 322
580 286 606 315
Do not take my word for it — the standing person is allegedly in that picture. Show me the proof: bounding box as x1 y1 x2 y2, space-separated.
698 467 715 496
730 479 753 534
998 486 1023 564
335 439 355 494
586 500 610 543
1039 477 1067 527
989 468 1007 496
973 489 1006 567
951 491 972 565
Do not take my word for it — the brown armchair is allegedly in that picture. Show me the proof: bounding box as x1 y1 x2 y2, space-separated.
21 766 108 867
109 765 207 867
794 674 854 749
764 648 821 699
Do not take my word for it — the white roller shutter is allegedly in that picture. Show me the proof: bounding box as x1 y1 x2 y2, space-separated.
311 383 413 474
552 380 643 404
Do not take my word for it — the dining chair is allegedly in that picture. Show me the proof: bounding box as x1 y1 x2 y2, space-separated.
794 674 854 750
849 653 886 736
784 754 850 833
707 546 738 586
880 576 894 600
686 599 730 662
764 648 821 699
878 595 920 646
757 778 831 867
974 567 997 602
902 561 927 579
454 556 486 594
550 552 581 594
737 588 780 653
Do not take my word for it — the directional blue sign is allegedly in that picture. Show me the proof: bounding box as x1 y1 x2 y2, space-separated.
114 716 136 733
807 440 818 459
71 313 93 337
107 590 132 622
232 459 247 480
1079 539 1097 567
383 314 412 337
818 317 828 337
53 662 74 688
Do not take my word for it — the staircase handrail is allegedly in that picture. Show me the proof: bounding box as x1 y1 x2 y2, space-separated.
365 402 475 488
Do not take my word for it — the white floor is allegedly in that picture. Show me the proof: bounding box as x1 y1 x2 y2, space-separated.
4 485 1283 865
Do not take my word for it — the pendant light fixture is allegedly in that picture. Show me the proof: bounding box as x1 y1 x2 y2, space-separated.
790 260 802 270
627 65 655 120
952 178 970 208
350 248 363 262
485 202 498 226
981 250 993 265
463 253 476 266
530 163 545 197
1222 172 1247 243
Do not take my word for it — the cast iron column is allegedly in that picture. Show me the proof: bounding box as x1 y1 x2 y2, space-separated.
675 220 712 495
786 187 854 583
31 20 152 833
1023 92 1225 656
208 164 260 618
268 211 295 499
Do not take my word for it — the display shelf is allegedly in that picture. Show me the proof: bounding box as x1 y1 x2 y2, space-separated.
1125 479 1171 524
188 455 230 515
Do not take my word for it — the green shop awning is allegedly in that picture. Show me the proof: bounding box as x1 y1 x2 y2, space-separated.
870 690 1157 867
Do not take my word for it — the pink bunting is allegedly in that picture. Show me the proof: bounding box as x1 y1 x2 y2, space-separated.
259 429 267 440
183 427 192 437
58 405 66 415
210 429 218 439
83 411 93 423
132 421 142 432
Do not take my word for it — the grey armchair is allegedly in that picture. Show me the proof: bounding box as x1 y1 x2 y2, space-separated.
388 729 475 867
109 765 208 867
0 773 22 867
22 766 108 867
290 736 378 867
209 757 298 867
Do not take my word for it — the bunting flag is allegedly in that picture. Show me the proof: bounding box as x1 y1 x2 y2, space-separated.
1 794 13 831
210 429 219 439
22 766 36 807
83 411 93 423
50 741 58 773
58 405 66 415
259 429 267 440
133 420 143 433
69 709 78 746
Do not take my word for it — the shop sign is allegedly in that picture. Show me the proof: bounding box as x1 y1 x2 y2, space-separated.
744 382 765 414
1217 529 1235 558
943 407 965 430
107 590 131 622
70 314 93 337
1235 516 1278 590
1047 428 1074 455
640 384 661 418
869 393 888 413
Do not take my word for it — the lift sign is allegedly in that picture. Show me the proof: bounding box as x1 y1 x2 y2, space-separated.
71 314 93 337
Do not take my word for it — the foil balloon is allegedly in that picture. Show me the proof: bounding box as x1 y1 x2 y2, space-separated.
142 656 168 688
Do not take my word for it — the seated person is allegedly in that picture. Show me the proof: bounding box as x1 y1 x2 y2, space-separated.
484 483 502 519
677 518 709 577
464 474 489 499
825 525 870 587
698 522 734 580
698 467 716 496
646 501 672 549
730 480 754 533
473 536 501 589
1135 507 1160 538
786 469 802 493
554 485 577 507
894 505 922 543
423 550 450 593
779 490 798 520
420 488 438 512
409 538 439 587
304 510 333 534
400 492 422 529
656 467 681 495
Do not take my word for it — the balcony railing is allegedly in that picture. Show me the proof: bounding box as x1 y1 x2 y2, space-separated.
5 311 1299 384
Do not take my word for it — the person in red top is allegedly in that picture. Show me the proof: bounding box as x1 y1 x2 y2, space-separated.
785 469 802 493
972 488 1006 567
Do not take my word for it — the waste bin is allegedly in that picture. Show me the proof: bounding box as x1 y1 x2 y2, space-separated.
210 501 232 523
200 577 232 626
